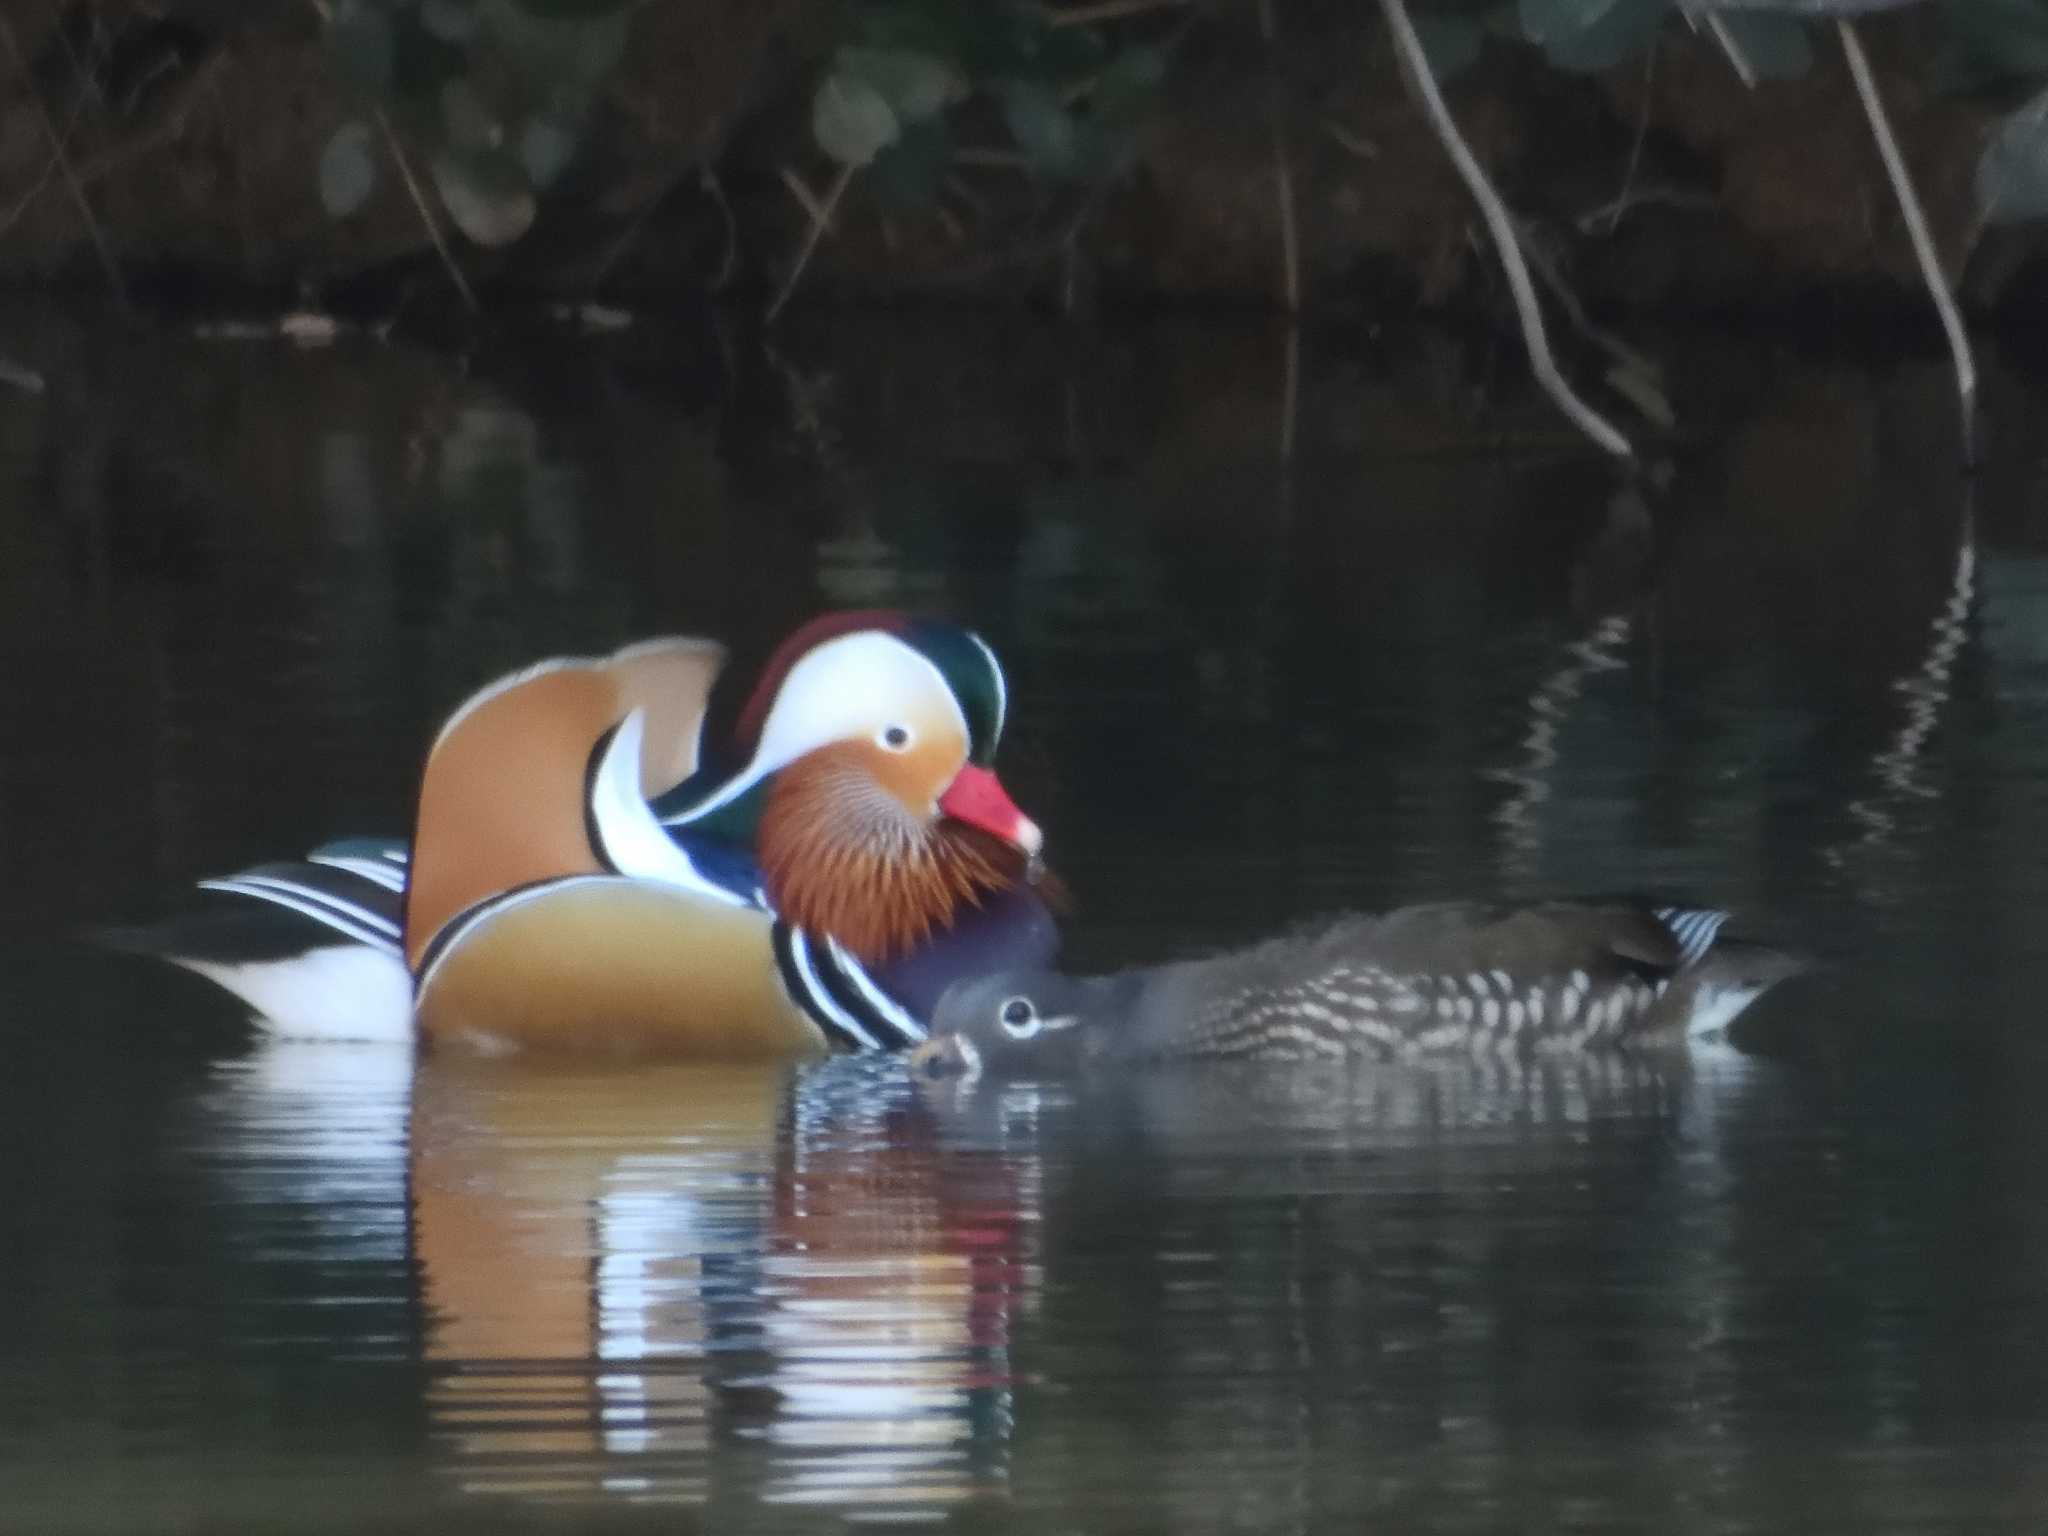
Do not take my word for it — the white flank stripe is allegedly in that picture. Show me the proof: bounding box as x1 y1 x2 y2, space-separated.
308 853 409 892
220 874 401 939
787 931 879 1050
823 936 927 1044
198 877 399 951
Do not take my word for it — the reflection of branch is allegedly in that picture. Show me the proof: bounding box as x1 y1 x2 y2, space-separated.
1376 0 1633 460
1825 518 1975 888
1837 19 1975 463
1488 614 1633 883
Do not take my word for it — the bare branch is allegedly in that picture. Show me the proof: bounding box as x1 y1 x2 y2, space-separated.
1837 18 1976 463
1376 0 1634 459
767 162 855 325
374 108 478 314
0 12 128 312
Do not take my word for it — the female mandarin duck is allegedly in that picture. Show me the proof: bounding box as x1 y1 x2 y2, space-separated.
912 900 1803 1081
148 612 1056 1057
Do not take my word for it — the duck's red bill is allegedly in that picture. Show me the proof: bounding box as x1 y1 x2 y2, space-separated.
938 764 1043 858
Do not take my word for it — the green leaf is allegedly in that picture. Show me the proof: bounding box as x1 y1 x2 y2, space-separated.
1711 10 1813 80
1704 0 1914 12
1937 0 2048 91
420 0 478 44
1002 79 1080 179
504 0 636 16
1528 0 1670 71
1019 20 1109 82
1977 85 2048 224
318 120 378 217
868 118 952 211
1412 11 1487 80
441 77 501 152
1094 44 1169 124
836 46 967 123
519 117 577 188
389 9 468 98
432 148 537 246
812 72 900 167
479 0 631 98
325 0 394 95
1518 0 1621 46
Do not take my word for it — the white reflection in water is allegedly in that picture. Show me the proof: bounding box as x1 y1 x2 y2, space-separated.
408 1054 1033 1513
202 1040 413 1257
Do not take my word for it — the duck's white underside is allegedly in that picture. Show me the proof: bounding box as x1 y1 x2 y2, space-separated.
175 945 415 1044
1685 982 1770 1040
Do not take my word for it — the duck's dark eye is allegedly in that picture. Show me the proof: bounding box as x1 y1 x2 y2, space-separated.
880 725 912 751
998 997 1040 1038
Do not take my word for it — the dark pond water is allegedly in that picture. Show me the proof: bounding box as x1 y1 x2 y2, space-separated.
4 304 2048 1532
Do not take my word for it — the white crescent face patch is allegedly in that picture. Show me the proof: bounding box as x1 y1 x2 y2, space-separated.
673 633 971 823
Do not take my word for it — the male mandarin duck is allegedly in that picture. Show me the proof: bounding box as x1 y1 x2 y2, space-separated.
143 612 1057 1057
912 899 1804 1080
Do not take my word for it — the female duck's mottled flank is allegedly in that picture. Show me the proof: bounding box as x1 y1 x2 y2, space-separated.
911 899 1804 1080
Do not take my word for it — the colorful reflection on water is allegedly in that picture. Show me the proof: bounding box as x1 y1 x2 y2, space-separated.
6 307 2048 1530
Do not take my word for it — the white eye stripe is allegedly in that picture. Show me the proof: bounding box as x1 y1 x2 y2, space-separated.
1039 1013 1080 1032
999 997 1040 1038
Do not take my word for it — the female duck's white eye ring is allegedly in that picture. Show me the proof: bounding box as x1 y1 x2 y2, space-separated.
879 724 914 752
999 997 1041 1038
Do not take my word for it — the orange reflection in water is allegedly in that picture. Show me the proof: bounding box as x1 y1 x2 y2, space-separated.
409 1056 1034 1513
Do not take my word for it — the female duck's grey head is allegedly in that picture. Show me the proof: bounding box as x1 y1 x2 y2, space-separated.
910 970 1104 1080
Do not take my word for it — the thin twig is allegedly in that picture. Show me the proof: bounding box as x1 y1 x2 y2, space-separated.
1573 185 1716 233
767 161 854 324
1376 0 1633 459
778 164 838 228
943 172 991 219
0 13 128 312
373 107 477 314
69 53 229 189
702 168 738 291
1321 118 1380 161
1045 0 1191 27
0 60 89 239
1515 224 1673 428
1837 18 1975 464
1699 9 1756 90
1258 0 1300 314
1604 38 1656 237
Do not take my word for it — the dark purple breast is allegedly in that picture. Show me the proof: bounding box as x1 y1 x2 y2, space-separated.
875 886 1062 1019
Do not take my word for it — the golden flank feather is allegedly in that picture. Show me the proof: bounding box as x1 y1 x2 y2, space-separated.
758 744 1019 964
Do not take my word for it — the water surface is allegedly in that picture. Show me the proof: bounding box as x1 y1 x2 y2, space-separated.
3 308 2046 1531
